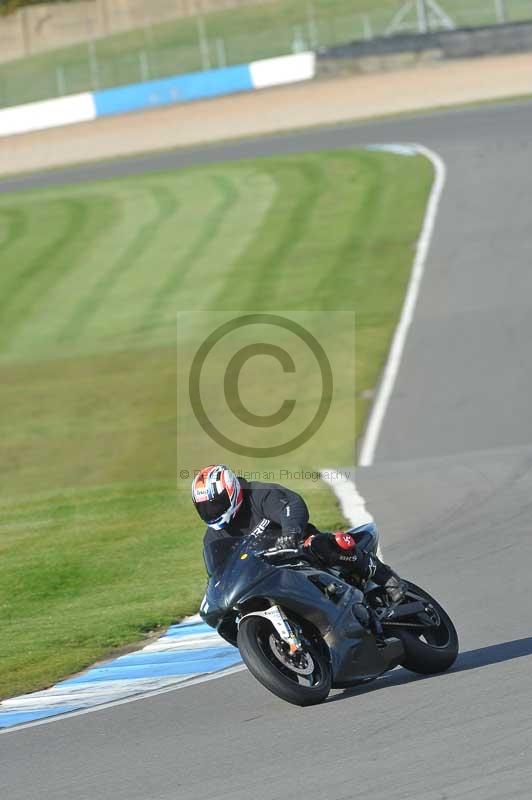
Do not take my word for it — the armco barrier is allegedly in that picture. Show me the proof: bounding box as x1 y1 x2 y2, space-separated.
249 51 316 88
92 63 254 116
0 93 96 138
0 51 315 139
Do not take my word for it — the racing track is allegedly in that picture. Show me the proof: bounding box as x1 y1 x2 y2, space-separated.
2 100 532 799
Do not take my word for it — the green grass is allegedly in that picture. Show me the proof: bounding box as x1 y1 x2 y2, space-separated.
2 0 531 107
0 148 432 698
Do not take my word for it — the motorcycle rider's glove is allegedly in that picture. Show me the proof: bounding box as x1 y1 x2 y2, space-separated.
305 531 364 563
276 530 300 550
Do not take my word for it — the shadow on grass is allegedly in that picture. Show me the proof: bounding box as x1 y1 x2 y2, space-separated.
327 635 532 703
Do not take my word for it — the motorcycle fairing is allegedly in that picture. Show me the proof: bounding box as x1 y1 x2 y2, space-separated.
202 538 405 687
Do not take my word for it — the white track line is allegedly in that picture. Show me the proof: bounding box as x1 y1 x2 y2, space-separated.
320 471 383 559
358 144 447 466
322 144 446 553
320 471 373 527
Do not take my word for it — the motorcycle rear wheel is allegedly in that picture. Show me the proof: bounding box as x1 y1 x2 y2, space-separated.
237 616 331 706
397 581 458 674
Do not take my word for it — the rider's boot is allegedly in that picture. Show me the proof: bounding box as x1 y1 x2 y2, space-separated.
351 600 386 647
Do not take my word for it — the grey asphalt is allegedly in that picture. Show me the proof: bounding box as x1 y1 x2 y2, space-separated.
2 99 532 799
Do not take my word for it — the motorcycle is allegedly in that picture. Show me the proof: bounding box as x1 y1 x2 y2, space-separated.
200 523 458 706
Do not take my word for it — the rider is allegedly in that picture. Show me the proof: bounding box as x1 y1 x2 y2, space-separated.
191 464 405 603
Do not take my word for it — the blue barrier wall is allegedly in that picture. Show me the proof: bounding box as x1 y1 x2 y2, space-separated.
1 53 316 137
93 64 254 117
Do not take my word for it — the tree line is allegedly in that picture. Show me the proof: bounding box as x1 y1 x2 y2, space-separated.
1 0 77 14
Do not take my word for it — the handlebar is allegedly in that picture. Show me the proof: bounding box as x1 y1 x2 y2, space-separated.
257 546 312 563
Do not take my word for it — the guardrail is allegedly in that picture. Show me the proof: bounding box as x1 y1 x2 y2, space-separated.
2 13 531 140
0 51 315 138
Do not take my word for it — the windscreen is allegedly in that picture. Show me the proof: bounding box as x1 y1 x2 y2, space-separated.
203 537 239 577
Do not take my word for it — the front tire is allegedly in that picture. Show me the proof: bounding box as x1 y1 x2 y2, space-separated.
397 581 458 674
237 616 331 706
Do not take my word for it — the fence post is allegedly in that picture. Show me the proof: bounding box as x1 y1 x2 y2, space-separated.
494 0 507 23
139 50 150 82
215 38 227 68
88 40 100 89
196 17 211 70
55 64 66 96
327 14 336 46
21 6 31 56
292 26 306 53
307 3 319 48
416 0 429 33
362 14 373 40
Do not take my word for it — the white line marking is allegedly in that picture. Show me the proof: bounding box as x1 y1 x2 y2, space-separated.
322 144 445 557
320 470 373 527
358 144 447 466
320 470 383 558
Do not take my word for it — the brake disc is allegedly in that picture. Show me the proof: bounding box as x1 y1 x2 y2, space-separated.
268 634 315 675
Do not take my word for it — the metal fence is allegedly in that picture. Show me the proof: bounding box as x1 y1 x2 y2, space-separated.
1 0 532 108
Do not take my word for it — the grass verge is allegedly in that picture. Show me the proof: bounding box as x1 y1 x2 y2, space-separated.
0 148 432 698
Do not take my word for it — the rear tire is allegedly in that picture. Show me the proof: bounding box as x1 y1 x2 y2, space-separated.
237 616 331 706
397 582 458 675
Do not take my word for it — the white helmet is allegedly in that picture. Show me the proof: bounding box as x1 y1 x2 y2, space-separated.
192 465 243 530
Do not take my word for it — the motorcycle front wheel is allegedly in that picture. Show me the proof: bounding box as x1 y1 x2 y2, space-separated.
237 616 331 706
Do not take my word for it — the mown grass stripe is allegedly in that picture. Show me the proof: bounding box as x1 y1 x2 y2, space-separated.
5 184 166 359
258 151 373 310
0 197 115 353
59 184 178 343
211 162 310 311
314 152 384 308
243 161 326 310
142 174 239 328
0 207 28 262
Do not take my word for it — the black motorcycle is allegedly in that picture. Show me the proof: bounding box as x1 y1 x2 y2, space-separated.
200 523 458 706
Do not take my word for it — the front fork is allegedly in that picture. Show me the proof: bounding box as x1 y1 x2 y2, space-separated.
239 604 303 653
